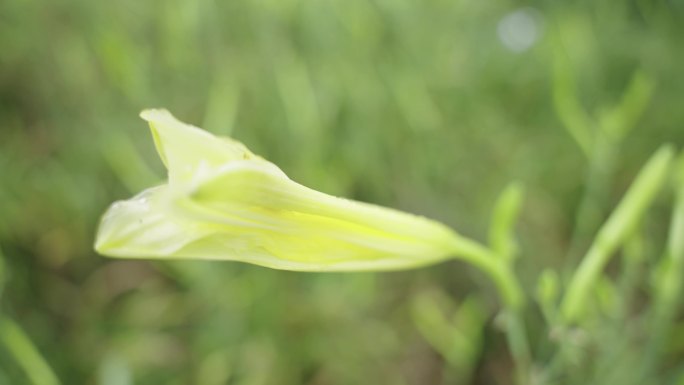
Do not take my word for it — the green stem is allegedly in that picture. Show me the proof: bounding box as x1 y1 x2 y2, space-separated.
0 316 61 385
565 130 616 268
0 243 5 300
615 235 644 319
642 156 684 376
452 235 524 311
561 146 674 323
451 235 531 384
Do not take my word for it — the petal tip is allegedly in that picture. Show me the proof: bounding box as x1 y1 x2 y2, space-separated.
140 108 172 122
93 229 114 256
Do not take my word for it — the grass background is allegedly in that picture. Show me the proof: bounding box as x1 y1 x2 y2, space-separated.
1 0 684 384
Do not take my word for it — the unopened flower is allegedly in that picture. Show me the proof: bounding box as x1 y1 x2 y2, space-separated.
95 109 460 271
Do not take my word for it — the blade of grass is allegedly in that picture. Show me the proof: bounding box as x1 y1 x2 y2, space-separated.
489 182 525 261
642 153 684 375
0 316 61 385
561 145 675 323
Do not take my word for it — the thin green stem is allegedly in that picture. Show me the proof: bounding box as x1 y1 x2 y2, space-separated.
451 235 531 384
561 145 674 323
0 243 5 300
452 235 524 311
565 130 616 268
0 316 61 385
642 156 684 376
615 235 644 319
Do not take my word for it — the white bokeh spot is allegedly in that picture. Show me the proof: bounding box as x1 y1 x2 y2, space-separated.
497 7 543 53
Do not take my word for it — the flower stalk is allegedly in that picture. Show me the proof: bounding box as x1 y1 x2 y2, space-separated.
95 109 535 383
561 145 674 323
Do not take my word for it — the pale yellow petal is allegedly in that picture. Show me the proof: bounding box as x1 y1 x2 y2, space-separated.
95 109 460 271
140 109 262 183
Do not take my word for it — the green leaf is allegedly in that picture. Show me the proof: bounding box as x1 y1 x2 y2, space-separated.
489 182 525 260
0 317 61 385
561 145 675 322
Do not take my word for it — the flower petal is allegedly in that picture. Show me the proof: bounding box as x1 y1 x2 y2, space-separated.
94 186 204 257
191 161 458 260
140 109 263 184
96 109 460 271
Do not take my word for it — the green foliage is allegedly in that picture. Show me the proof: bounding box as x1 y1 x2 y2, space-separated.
561 145 674 322
1 0 684 384
0 317 61 385
412 291 486 384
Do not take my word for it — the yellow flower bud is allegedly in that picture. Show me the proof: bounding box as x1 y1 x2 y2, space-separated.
95 109 460 271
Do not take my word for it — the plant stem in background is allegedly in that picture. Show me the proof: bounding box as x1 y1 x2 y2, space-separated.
0 316 61 385
451 233 531 384
551 43 592 158
489 182 525 262
642 155 684 376
561 145 674 323
565 130 617 265
0 244 5 300
560 70 655 270
452 235 525 315
615 234 645 319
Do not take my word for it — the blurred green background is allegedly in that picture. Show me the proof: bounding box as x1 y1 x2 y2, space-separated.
1 0 684 384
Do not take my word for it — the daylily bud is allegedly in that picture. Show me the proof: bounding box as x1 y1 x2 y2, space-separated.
95 109 460 271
